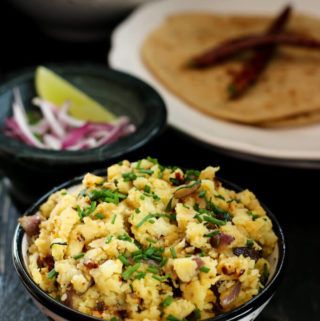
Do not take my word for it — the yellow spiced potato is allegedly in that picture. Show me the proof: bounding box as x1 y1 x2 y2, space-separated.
24 158 278 321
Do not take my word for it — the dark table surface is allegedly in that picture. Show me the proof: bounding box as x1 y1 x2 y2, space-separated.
0 2 319 321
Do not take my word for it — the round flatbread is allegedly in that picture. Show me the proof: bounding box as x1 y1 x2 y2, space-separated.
141 13 320 124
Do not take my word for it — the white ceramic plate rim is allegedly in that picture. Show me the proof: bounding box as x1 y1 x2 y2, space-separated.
109 0 320 161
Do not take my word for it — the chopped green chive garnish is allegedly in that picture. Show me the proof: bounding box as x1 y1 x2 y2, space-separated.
170 247 177 258
146 237 156 243
166 314 180 321
136 214 155 228
48 268 57 279
110 317 118 321
140 195 145 200
95 213 105 219
89 189 127 204
160 256 168 267
198 190 206 198
105 236 113 244
61 191 67 195
134 271 146 280
199 266 210 273
162 296 174 308
77 201 97 221
144 185 151 193
203 215 226 226
135 208 141 213
246 239 254 248
117 233 132 242
152 274 171 282
248 211 259 221
122 172 137 182
118 254 130 266
122 263 141 280
260 263 270 286
214 194 225 200
139 169 154 175
185 169 200 182
111 214 117 224
204 230 220 237
194 214 203 223
147 266 159 274
50 242 67 248
73 253 85 260
147 156 158 164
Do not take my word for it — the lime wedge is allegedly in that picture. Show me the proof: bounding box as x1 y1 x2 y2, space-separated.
35 66 116 122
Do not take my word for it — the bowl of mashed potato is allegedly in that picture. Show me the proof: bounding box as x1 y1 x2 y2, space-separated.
13 158 286 321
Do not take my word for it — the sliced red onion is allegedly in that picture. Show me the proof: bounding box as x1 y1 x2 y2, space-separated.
220 282 241 308
12 89 45 148
30 119 50 136
66 137 97 150
19 213 41 236
57 101 86 128
211 232 235 248
43 134 62 150
32 98 66 138
4 90 134 151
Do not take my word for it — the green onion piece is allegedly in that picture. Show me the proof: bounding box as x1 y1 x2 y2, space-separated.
111 215 117 224
135 208 141 213
61 191 67 195
194 214 203 223
47 268 57 279
248 211 260 221
166 314 180 321
152 274 171 282
95 213 105 219
136 214 155 228
147 266 159 274
160 257 168 267
139 169 154 175
162 296 173 308
204 230 220 237
246 239 254 248
214 194 225 201
198 190 206 198
122 263 141 280
73 253 85 260
105 236 113 244
170 247 177 258
144 185 151 193
110 317 118 321
199 266 210 273
134 271 146 280
50 242 67 248
147 156 158 164
122 172 137 182
203 215 226 226
260 263 270 286
118 254 130 266
146 237 156 243
117 233 132 242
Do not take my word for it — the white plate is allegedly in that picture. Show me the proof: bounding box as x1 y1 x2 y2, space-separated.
109 0 320 163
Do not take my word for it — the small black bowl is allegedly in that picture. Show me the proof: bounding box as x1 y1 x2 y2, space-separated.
0 64 166 205
12 172 286 321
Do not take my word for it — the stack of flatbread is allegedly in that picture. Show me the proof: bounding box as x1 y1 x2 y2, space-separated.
141 12 320 127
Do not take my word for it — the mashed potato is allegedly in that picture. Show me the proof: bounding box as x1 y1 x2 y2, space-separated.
25 158 277 320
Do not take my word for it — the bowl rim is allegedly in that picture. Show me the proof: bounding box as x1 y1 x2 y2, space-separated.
0 63 167 165
12 171 286 321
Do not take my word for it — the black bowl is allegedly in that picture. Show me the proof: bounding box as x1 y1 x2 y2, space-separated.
0 64 166 205
12 172 286 321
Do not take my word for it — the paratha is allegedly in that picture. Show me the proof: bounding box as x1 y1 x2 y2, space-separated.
141 13 320 124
